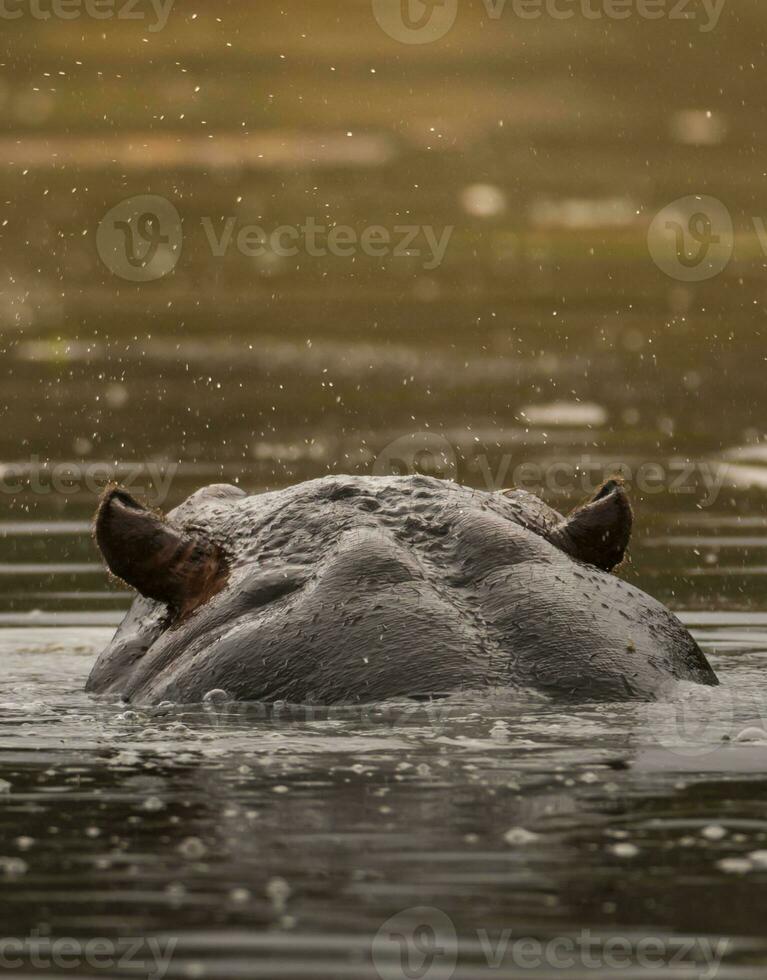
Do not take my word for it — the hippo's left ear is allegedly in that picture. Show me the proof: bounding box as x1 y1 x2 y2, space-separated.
95 486 227 615
548 479 632 572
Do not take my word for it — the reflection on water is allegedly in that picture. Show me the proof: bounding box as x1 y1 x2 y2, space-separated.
0 626 766 977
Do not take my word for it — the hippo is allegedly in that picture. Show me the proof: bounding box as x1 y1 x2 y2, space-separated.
86 475 718 704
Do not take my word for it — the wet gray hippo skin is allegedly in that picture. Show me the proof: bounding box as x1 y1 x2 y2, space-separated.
86 475 718 704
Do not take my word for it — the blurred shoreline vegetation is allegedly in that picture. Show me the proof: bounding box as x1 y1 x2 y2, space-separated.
1 0 766 330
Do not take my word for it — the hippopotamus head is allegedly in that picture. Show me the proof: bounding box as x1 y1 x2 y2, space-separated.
86 475 718 705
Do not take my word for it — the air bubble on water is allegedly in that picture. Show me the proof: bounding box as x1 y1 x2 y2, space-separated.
734 727 767 743
229 887 251 904
166 722 192 736
0 857 28 878
0 779 11 793
490 721 510 741
118 711 142 723
15 837 34 851
609 842 640 858
165 882 187 904
717 857 753 875
203 689 229 703
504 827 540 846
178 837 207 859
701 825 727 841
85 826 101 838
110 750 142 768
265 876 291 914
142 796 166 812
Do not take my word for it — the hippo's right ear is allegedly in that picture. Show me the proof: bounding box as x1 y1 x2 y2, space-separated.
548 479 632 572
94 486 227 614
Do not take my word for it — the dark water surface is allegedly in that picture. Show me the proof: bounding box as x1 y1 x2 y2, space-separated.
2 450 767 979
1 614 767 979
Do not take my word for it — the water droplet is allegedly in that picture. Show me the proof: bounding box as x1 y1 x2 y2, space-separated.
504 827 540 846
701 825 727 841
178 837 207 859
0 857 27 878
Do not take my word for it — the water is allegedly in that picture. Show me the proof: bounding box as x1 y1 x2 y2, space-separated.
3 0 767 974
0 517 766 977
4 374 767 965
